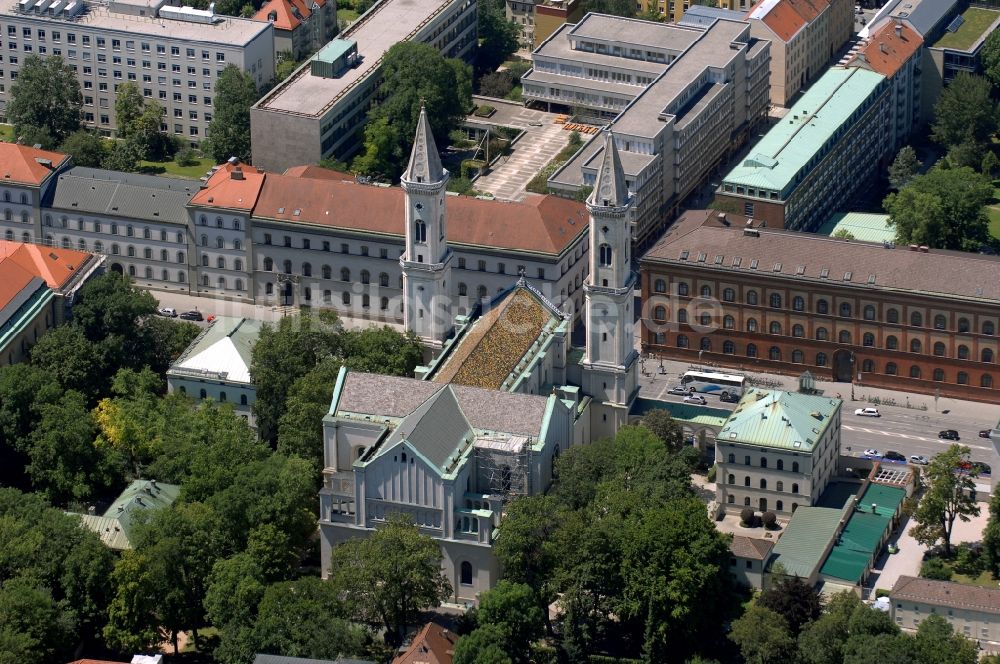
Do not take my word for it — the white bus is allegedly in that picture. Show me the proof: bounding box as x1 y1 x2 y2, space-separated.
680 370 746 399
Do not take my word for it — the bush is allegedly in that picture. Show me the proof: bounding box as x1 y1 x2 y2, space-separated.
740 508 755 527
707 464 717 483
505 59 531 82
175 147 199 167
920 557 953 581
478 70 514 99
761 511 777 529
953 544 986 577
474 104 496 118
875 588 891 598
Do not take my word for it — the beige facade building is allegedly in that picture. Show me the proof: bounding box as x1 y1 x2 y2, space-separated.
746 0 854 107
249 0 477 171
0 0 273 142
729 535 773 589
524 14 770 248
891 576 1000 646
715 389 842 518
252 0 337 61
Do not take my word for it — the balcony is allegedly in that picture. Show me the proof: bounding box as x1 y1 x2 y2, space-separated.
323 470 354 497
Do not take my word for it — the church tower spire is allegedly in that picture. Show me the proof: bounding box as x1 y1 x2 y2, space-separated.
400 104 453 352
581 128 638 437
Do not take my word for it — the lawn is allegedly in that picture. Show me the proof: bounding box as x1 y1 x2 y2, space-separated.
932 7 1000 50
139 158 213 179
988 206 1000 240
337 7 358 22
950 568 997 588
0 124 13 142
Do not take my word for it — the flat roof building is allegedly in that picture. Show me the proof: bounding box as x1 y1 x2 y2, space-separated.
715 66 890 232
525 14 771 247
0 0 274 141
249 0 478 171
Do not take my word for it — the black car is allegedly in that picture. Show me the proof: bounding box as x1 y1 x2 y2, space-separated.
972 462 992 476
980 429 993 439
720 392 740 403
884 450 906 462
179 310 204 321
938 429 960 440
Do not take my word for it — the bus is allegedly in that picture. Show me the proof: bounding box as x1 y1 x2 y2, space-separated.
680 370 746 399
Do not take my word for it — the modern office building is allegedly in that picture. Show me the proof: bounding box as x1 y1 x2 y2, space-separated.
640 209 1000 404
715 388 842 518
252 0 337 61
249 0 478 171
926 6 1000 89
524 14 771 247
745 0 854 107
714 66 890 232
505 0 584 50
0 0 274 142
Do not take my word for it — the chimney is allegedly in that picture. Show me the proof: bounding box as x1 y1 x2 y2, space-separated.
895 23 902 38
231 166 244 181
871 503 877 514
88 505 96 516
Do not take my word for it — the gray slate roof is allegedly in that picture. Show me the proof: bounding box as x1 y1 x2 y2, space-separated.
336 371 551 440
46 166 197 224
380 385 474 470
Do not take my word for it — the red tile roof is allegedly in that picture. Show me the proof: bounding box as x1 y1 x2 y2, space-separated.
282 164 352 180
0 241 92 288
252 170 588 255
0 143 69 186
253 0 306 31
730 535 775 560
847 21 923 78
747 0 829 42
190 162 265 211
394 622 458 664
0 255 40 312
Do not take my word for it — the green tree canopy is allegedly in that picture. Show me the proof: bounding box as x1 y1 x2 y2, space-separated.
931 74 997 150
0 577 76 664
277 357 343 474
476 581 544 663
476 0 521 75
758 574 822 636
982 28 1000 89
729 604 797 664
207 64 257 163
888 145 919 190
353 42 471 180
7 55 82 146
114 82 146 139
59 130 108 168
983 485 1000 578
909 444 980 556
914 614 978 664
453 624 513 664
637 408 685 453
884 165 993 251
329 513 452 647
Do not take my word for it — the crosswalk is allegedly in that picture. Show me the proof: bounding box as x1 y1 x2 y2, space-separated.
842 425 994 452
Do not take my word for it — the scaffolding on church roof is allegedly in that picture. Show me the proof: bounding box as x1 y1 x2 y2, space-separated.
474 434 531 503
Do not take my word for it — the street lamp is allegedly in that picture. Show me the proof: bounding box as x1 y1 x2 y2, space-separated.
850 353 856 401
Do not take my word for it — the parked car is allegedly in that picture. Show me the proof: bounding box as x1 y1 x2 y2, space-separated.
884 450 906 462
855 407 881 417
863 448 881 457
157 307 177 317
720 392 740 403
980 429 993 439
909 455 929 465
683 395 707 405
972 462 992 476
667 386 689 396
938 429 960 441
179 310 204 321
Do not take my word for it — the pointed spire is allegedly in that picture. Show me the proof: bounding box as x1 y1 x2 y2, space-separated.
587 128 629 209
403 103 445 184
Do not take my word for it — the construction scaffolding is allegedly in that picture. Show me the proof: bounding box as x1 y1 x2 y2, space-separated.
474 435 531 502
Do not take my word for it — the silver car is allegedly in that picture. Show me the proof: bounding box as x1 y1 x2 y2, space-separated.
909 455 929 465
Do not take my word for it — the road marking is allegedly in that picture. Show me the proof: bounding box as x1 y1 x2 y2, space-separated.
842 425 993 451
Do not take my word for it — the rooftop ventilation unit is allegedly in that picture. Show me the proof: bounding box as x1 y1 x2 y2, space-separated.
158 4 219 23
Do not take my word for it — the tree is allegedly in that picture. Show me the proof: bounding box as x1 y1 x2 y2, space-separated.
207 65 257 163
638 408 685 453
340 326 423 375
93 370 166 479
277 357 343 474
251 312 341 444
729 605 797 664
103 139 142 172
29 324 107 399
832 229 856 240
114 82 146 139
884 166 993 251
842 633 915 664
983 486 1000 578
580 0 636 16
888 145 919 190
70 272 158 366
353 42 471 180
103 551 163 652
931 74 997 150
478 70 515 98
983 150 999 179
914 614 978 664
7 55 82 146
759 575 822 635
453 625 513 664
329 513 452 647
476 581 543 663
909 445 981 556
920 556 954 581
477 4 521 75
128 101 171 161
982 28 1000 89
0 577 76 664
59 130 108 167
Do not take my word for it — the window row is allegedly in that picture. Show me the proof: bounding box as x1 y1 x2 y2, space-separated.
199 275 245 291
197 214 241 230
725 475 800 493
727 495 797 512
200 235 243 250
652 278 996 334
260 259 396 286
121 264 186 283
261 234 388 258
175 386 249 405
42 215 184 242
725 454 800 473
200 255 244 271
261 283 397 310
1 191 29 205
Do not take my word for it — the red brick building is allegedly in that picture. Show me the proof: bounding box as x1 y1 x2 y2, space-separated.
639 210 1000 403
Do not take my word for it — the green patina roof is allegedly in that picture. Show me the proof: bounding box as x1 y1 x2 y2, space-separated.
718 389 841 452
819 483 905 583
74 479 180 550
932 7 1000 51
768 506 844 579
720 68 885 194
632 397 730 427
315 39 358 63
818 212 894 244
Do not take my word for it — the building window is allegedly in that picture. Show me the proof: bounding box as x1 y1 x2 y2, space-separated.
886 362 897 375
460 562 473 586
744 476 751 487
360 270 370 285
816 299 828 315
380 273 389 288
654 278 666 293
723 340 735 354
984 321 995 336
910 339 922 353
982 374 993 388
863 333 875 347
934 314 947 330
863 305 876 321
723 315 735 330
911 311 923 327
983 349 995 363
933 342 946 357
887 308 899 324
654 306 667 321
747 343 757 358
791 483 798 494
792 296 804 311
746 318 758 333
265 283 273 295
746 290 758 305
264 258 273 271
769 346 781 361
839 302 852 318
700 285 711 298
677 282 689 296
770 321 781 335
676 334 689 348
933 368 945 382
910 365 921 379
792 349 804 363
816 352 827 367
770 293 781 309
792 324 804 338
816 327 828 341
839 330 851 344
700 337 711 351
342 292 351 305
723 288 735 302
341 267 350 282
599 243 612 266
958 345 970 360
886 335 898 350
303 263 312 277
957 371 969 385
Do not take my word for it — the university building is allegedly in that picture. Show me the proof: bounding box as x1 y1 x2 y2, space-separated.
0 0 274 141
639 210 1000 404
249 0 478 171
252 0 337 62
523 13 771 247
